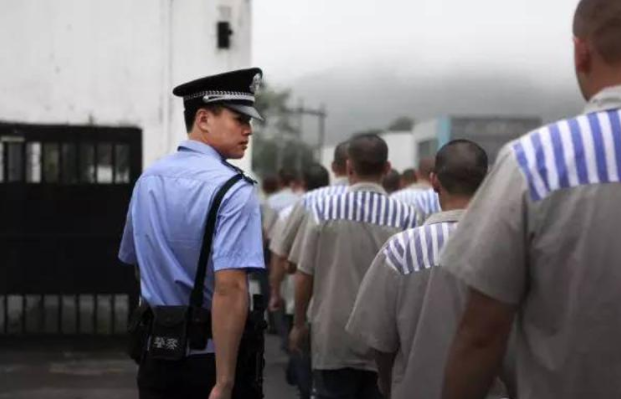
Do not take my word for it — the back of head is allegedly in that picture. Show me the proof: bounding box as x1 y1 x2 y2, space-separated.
401 168 417 186
278 168 298 188
332 140 350 176
417 158 435 182
303 163 330 191
347 134 389 178
382 169 401 194
574 0 621 66
261 175 279 196
435 140 488 197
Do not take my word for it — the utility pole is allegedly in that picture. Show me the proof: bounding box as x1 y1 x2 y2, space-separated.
284 103 328 161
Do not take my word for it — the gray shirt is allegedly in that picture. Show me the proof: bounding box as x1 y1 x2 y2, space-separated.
346 211 466 399
442 86 621 399
297 182 417 371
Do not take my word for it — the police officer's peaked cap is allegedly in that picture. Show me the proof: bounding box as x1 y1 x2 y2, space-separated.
173 67 264 121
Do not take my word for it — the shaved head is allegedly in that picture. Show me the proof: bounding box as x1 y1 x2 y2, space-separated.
332 140 350 175
417 158 435 182
435 140 488 196
574 0 621 65
348 134 389 177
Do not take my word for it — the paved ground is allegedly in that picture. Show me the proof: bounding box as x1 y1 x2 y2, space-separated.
0 335 297 399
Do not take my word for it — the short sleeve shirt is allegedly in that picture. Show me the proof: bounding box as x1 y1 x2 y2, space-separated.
441 86 621 398
270 184 349 258
119 140 265 311
296 182 418 371
346 211 467 399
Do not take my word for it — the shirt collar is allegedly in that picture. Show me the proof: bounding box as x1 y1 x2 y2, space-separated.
332 177 349 186
424 209 464 225
407 182 432 190
347 182 387 195
178 139 223 160
583 85 621 114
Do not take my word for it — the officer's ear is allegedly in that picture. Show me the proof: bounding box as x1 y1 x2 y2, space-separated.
195 108 212 133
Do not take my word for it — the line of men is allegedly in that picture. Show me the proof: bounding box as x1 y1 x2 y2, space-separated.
261 0 621 397
263 134 494 399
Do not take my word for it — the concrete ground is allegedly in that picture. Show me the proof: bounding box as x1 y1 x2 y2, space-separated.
0 335 298 399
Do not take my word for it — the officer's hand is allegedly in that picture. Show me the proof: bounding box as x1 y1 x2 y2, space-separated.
209 382 233 399
268 293 283 312
289 324 309 355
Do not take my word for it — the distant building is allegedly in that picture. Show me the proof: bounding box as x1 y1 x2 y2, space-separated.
412 116 542 164
319 116 542 180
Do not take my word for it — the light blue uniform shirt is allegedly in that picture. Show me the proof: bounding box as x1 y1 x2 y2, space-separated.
118 140 265 311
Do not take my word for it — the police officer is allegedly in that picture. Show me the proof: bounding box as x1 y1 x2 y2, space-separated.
441 0 621 397
119 68 266 399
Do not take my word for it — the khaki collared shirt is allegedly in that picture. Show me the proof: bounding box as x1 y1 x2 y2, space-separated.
346 211 468 399
271 184 349 258
442 86 621 398
297 182 417 371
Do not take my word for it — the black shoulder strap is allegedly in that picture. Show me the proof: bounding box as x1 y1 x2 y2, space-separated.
190 174 245 308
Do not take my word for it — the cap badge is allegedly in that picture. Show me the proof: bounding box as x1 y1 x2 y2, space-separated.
250 73 261 94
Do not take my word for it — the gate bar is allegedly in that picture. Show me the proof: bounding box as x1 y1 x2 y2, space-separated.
3 295 7 334
57 294 63 334
21 295 26 334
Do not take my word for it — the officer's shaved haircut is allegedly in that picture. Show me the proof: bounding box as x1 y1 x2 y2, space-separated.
348 134 389 177
574 0 621 65
435 140 488 196
332 140 350 174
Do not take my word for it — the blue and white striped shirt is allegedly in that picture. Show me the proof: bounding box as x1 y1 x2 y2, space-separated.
513 108 621 201
391 186 441 218
311 187 418 229
383 211 462 275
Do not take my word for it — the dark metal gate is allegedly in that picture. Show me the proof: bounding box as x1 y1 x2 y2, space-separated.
0 122 142 337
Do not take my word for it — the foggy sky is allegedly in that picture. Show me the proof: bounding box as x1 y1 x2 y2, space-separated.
253 0 582 86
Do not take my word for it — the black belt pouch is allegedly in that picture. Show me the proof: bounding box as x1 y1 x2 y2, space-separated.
148 306 188 361
188 306 212 350
127 301 152 364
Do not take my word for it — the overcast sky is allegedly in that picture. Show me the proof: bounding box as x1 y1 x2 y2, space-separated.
253 0 582 85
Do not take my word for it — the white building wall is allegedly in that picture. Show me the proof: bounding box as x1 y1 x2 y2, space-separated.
0 0 253 171
411 118 443 166
380 130 415 173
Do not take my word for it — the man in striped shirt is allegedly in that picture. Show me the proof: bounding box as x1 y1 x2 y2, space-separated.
268 142 350 399
290 134 417 399
346 140 499 399
442 1 621 398
391 158 441 222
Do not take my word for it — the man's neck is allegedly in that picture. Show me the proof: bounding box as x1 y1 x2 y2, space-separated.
348 175 383 186
440 195 471 212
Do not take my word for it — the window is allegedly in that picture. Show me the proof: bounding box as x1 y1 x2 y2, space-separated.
418 139 438 160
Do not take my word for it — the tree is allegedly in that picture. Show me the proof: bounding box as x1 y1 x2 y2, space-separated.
387 116 415 131
252 82 317 178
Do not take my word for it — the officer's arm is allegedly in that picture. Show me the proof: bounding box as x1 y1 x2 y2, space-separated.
442 288 516 399
212 269 249 392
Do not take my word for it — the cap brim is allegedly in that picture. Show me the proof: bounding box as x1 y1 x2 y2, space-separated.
224 104 264 122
